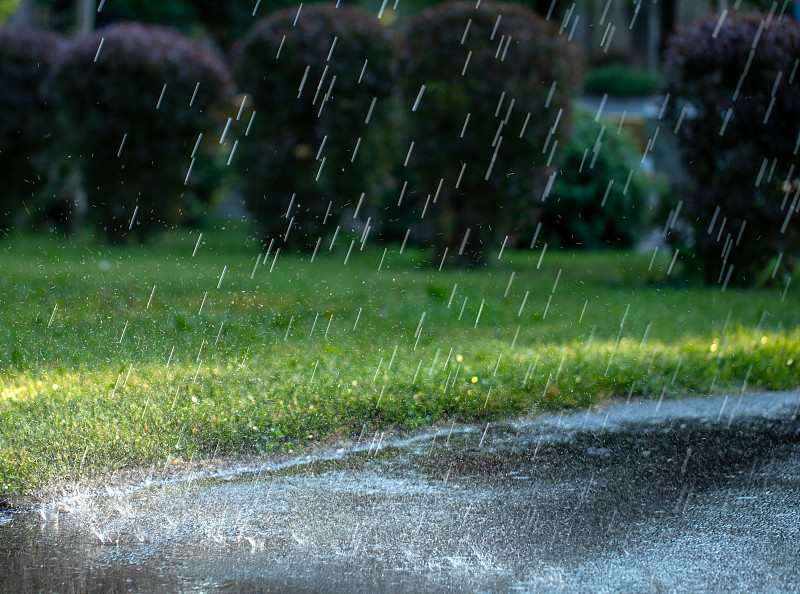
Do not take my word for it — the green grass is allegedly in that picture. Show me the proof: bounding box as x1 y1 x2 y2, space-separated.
1 224 798 495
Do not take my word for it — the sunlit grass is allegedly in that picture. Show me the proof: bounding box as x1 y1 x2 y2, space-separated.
0 224 797 494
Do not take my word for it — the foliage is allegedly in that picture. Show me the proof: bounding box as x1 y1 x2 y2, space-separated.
583 64 661 97
92 0 269 49
399 1 582 265
47 23 234 242
542 105 654 249
0 26 63 231
0 226 797 495
232 4 397 250
0 0 20 23
662 12 800 286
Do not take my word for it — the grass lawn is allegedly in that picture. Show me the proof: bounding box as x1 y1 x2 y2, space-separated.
1 223 798 495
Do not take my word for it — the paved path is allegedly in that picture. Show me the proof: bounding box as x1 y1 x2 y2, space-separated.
2 391 799 592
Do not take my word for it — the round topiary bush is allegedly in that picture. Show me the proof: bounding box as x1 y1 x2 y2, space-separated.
0 27 63 232
663 12 800 286
543 105 654 249
399 0 582 265
232 4 397 250
48 23 234 242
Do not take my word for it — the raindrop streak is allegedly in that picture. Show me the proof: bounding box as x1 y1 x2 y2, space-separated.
579 299 589 324
667 249 680 275
226 141 239 166
47 303 58 328
284 317 294 341
128 205 138 230
474 299 485 328
117 133 127 157
605 303 631 375
504 272 515 297
245 111 256 136
198 292 208 315
344 240 355 265
378 247 388 271
377 0 389 18
217 266 227 289
400 229 410 253
403 142 415 166
156 84 167 109
648 246 659 271
93 38 104 62
219 118 232 144
497 236 508 259
537 244 548 269
118 321 129 344
146 285 156 310
412 85 426 111
353 308 362 331
518 291 529 317
192 233 203 257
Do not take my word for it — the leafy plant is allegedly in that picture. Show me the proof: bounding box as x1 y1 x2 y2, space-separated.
47 23 234 242
662 12 800 286
0 26 63 232
584 64 661 97
543 104 655 249
399 1 582 265
232 4 397 251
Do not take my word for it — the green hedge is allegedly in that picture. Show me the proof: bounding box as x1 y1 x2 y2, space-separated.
543 105 654 249
232 4 397 250
584 65 660 97
399 1 582 265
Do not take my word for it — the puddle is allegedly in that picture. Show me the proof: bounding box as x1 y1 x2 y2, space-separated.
2 392 799 592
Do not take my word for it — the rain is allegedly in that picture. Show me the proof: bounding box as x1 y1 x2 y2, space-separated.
0 0 799 592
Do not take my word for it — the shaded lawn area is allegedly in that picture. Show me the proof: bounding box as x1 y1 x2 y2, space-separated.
0 224 798 494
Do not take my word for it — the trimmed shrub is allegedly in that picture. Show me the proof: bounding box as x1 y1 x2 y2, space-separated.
662 12 800 286
583 65 661 97
232 4 397 250
399 1 582 265
0 27 63 231
48 23 233 241
542 105 654 249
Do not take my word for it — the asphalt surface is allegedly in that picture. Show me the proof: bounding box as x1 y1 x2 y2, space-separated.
2 390 799 593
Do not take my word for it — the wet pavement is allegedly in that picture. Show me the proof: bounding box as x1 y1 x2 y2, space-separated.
2 391 799 593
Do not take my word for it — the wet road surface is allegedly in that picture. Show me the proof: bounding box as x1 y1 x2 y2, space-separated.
2 391 799 592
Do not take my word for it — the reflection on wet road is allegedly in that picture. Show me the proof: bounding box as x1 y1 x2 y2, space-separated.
2 391 799 592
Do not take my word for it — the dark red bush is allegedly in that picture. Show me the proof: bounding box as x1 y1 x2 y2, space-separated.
48 23 234 241
663 12 800 285
0 27 63 231
399 1 582 265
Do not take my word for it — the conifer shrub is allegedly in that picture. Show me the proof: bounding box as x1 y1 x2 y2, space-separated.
0 27 63 232
543 105 654 249
399 0 581 265
232 4 397 250
662 12 800 286
48 23 233 241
